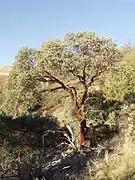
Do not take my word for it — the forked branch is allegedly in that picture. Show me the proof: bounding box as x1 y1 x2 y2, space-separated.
89 70 104 87
38 70 81 120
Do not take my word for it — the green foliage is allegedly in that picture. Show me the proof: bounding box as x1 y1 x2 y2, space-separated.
38 32 121 85
101 63 135 101
85 90 120 127
5 32 122 118
4 47 43 117
101 43 135 101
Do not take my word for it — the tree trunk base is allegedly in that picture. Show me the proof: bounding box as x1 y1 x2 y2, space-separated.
77 139 91 153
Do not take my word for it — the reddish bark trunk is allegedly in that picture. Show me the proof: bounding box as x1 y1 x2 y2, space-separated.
42 72 90 151
65 85 88 151
81 86 88 120
79 86 88 150
67 88 80 120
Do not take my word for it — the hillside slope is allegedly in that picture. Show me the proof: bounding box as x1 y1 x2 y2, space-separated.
0 66 12 76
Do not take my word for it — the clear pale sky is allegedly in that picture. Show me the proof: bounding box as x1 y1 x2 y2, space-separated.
0 0 135 65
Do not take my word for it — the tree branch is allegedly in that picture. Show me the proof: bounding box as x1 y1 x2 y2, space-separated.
89 70 103 87
36 70 81 120
41 86 63 93
69 70 84 84
68 88 80 120
82 64 86 80
78 64 88 120
69 86 78 101
80 86 88 105
44 70 67 90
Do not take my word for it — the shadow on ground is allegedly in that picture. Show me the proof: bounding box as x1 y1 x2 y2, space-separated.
0 114 106 180
0 115 61 148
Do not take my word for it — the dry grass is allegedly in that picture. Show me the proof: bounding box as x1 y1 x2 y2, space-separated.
0 66 12 76
85 136 135 180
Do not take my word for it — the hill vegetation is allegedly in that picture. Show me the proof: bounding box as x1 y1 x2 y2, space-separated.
0 32 135 179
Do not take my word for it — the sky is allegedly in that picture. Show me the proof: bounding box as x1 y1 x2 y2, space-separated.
0 0 135 65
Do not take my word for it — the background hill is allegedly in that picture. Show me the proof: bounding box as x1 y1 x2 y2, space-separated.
0 66 12 76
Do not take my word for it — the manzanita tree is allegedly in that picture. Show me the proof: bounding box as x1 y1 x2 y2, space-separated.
36 32 122 147
5 32 122 147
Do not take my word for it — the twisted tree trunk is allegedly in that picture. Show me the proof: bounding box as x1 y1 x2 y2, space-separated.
67 86 88 151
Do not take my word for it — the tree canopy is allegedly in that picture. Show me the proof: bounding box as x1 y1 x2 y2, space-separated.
4 32 122 119
38 32 121 86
